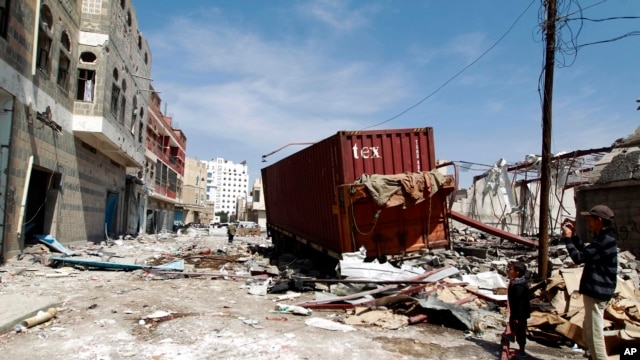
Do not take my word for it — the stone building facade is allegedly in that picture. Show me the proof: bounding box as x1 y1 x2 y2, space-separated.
175 157 213 226
0 0 152 263
575 125 640 257
248 177 266 229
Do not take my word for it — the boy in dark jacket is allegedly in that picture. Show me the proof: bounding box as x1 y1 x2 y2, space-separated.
506 261 531 358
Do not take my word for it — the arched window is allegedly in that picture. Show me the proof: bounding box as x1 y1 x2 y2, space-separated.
119 79 127 125
0 0 10 38
36 4 54 75
130 96 138 135
110 68 121 117
60 30 71 51
57 30 72 90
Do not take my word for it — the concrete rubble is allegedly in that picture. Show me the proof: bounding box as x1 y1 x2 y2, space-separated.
1 226 637 359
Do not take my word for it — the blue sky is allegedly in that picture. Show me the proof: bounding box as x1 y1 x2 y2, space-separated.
132 0 639 188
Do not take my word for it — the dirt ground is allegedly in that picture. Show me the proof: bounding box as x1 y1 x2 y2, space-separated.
0 229 584 360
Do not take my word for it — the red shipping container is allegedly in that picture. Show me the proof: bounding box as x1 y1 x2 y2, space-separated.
261 127 453 258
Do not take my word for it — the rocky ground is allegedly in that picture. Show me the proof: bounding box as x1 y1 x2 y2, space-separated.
0 228 584 360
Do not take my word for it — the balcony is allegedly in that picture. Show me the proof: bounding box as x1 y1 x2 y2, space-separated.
153 184 177 200
73 114 144 167
147 140 184 175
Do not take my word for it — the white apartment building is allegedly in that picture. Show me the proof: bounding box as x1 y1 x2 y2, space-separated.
204 158 249 217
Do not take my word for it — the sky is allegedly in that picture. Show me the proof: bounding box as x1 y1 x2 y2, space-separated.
131 0 639 188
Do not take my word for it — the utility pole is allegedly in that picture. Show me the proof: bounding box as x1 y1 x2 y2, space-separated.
538 0 557 281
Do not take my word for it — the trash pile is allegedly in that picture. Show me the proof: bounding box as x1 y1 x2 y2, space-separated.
11 228 640 358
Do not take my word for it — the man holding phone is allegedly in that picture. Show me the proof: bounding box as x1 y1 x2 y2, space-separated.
562 204 618 360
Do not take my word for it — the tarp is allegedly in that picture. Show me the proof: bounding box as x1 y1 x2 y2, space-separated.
49 257 184 271
35 234 76 256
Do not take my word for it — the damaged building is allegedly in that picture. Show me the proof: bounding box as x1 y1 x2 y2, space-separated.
140 89 186 234
0 0 155 263
452 124 640 258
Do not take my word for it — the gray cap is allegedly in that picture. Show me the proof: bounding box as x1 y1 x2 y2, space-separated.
580 204 614 221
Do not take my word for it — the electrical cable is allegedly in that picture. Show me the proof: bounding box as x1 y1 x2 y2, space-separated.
362 0 537 130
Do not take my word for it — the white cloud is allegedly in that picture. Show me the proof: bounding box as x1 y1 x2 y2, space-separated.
146 14 412 157
298 0 380 32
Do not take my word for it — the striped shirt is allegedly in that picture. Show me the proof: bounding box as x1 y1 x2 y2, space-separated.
564 227 618 301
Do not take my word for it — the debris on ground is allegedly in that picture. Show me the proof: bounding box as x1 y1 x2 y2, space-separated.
1 227 637 359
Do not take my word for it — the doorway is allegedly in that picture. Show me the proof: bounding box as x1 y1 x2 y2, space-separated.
105 191 119 239
23 167 61 244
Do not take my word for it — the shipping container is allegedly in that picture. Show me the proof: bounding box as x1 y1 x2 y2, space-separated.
261 127 455 259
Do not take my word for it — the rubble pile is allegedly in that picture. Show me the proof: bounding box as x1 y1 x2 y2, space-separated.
2 227 638 358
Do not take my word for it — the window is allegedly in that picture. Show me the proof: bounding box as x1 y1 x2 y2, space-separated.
111 68 120 117
80 51 97 63
130 96 137 135
36 5 53 76
57 52 70 89
0 0 10 39
57 32 71 90
60 30 71 51
119 79 127 124
76 69 95 101
137 108 144 143
110 84 120 117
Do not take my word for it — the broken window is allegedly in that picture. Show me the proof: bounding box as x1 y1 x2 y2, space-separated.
119 79 127 125
57 52 70 90
0 0 10 39
110 68 120 117
60 30 71 51
76 69 95 101
79 51 97 63
36 5 53 76
137 108 144 143
57 31 72 91
111 84 120 117
130 96 137 135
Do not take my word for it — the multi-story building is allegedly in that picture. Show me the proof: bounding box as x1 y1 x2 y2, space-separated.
204 158 249 221
247 177 267 228
0 0 152 263
176 157 212 226
142 89 185 233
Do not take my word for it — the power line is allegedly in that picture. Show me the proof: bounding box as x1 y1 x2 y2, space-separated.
555 0 640 66
362 0 536 130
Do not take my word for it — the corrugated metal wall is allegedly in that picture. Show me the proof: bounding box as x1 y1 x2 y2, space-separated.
261 127 438 256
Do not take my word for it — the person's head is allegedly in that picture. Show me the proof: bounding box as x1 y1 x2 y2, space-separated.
580 204 614 232
507 261 527 279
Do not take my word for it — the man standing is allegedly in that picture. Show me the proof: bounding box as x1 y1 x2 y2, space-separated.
562 204 618 360
227 223 237 244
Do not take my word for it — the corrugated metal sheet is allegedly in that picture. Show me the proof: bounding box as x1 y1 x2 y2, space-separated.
261 127 443 257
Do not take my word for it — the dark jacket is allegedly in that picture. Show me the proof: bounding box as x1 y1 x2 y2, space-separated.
564 227 618 301
508 277 531 320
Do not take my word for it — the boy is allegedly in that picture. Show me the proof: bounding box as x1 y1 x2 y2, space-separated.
506 261 531 358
